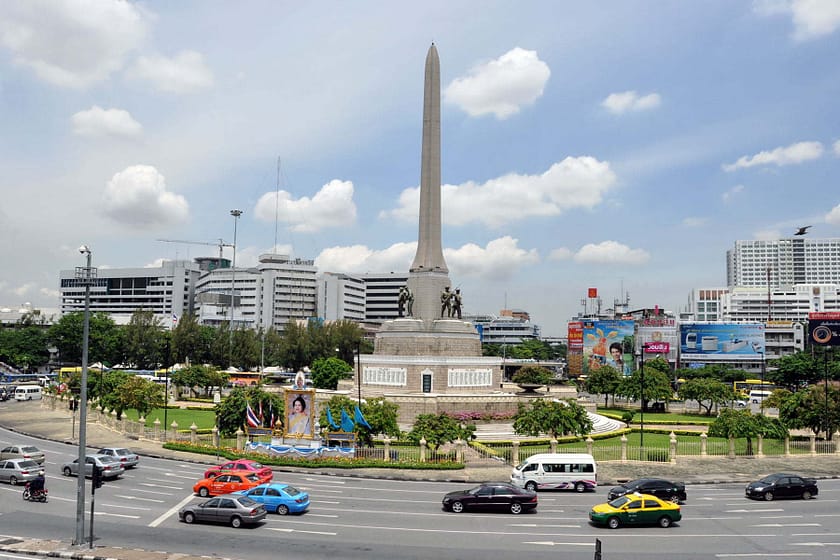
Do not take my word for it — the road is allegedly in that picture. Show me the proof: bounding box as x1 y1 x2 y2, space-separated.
3 421 840 559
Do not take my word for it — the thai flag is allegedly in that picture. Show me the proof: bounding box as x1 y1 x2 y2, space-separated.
245 403 260 428
258 401 264 424
172 314 178 325
269 403 275 429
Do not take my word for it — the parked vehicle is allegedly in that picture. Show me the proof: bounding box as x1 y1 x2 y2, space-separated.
0 458 42 485
194 472 262 497
204 459 272 482
61 454 124 479
442 483 538 514
179 494 267 528
97 447 139 468
510 452 597 492
0 445 45 465
607 478 687 503
745 473 818 501
234 483 310 515
14 385 42 401
589 493 681 529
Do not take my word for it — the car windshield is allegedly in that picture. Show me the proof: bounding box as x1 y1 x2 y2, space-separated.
467 486 483 495
608 496 632 508
21 446 40 453
98 456 117 464
237 496 258 506
246 474 260 482
758 476 778 484
249 462 264 469
114 449 130 456
18 460 39 468
285 486 302 496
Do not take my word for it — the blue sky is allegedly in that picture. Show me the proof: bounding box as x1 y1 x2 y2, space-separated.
1 1 839 336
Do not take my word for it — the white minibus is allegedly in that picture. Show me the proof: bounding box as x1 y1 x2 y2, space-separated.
14 385 43 401
510 452 597 492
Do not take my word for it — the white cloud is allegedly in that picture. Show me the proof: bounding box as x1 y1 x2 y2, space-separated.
601 90 661 114
0 0 147 88
573 241 650 264
754 0 840 41
254 179 357 233
383 156 617 228
71 106 143 138
315 242 417 274
682 217 707 227
826 204 840 226
722 141 824 171
722 184 745 202
128 50 214 94
601 91 662 115
834 140 840 156
443 47 550 119
548 247 573 261
754 228 784 240
445 237 540 278
13 282 35 297
102 165 189 228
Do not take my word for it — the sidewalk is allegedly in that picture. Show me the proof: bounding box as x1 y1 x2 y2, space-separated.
3 400 840 560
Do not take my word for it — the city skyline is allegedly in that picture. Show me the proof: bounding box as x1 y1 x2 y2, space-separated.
2 1 840 336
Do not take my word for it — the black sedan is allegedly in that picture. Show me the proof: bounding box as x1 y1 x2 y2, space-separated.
607 478 687 503
745 473 818 501
442 483 537 514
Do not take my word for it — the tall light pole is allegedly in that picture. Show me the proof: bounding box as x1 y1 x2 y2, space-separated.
824 348 830 440
759 351 766 416
74 245 95 546
355 341 362 405
636 342 651 450
229 209 242 367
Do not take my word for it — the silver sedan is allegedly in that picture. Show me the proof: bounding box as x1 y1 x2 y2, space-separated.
0 458 42 485
61 454 124 479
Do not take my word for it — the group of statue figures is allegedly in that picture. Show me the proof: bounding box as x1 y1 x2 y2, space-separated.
398 286 414 317
440 286 462 319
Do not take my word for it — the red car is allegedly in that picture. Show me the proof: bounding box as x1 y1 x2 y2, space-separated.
204 459 273 482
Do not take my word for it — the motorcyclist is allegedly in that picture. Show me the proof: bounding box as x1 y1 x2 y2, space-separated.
29 470 46 496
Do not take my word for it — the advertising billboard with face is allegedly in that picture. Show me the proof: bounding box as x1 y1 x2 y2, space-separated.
583 320 635 376
679 323 765 361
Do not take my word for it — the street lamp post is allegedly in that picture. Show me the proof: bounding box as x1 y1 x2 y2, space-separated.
759 351 766 416
74 245 96 546
639 350 645 450
824 348 830 440
355 342 362 405
229 209 242 367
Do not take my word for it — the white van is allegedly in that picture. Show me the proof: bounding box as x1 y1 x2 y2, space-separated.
14 385 43 401
749 390 772 404
510 452 597 492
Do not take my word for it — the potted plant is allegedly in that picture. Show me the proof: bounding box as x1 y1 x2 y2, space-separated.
511 365 556 393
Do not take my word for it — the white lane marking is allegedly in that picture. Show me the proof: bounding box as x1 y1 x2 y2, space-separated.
94 512 140 519
304 477 345 485
726 508 784 513
316 500 340 504
113 495 164 503
791 543 840 547
761 515 802 519
0 552 43 559
511 523 580 528
266 528 337 536
99 503 151 511
301 513 339 518
753 523 820 527
523 542 593 547
131 488 176 496
715 554 811 557
138 482 183 490
148 493 195 528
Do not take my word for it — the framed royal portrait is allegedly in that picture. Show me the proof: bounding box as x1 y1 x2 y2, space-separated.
284 389 315 438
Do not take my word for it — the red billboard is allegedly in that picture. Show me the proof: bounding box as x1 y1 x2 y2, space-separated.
588 287 598 298
644 341 670 354
567 322 583 350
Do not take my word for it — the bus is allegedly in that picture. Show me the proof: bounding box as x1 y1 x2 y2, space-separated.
0 372 41 386
733 379 778 398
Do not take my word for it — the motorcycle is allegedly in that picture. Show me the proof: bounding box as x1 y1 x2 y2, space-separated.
22 482 48 502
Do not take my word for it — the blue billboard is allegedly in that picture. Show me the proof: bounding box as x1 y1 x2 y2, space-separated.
679 323 765 361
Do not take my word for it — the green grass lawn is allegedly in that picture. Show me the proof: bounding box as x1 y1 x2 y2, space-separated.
120 407 217 430
597 407 715 424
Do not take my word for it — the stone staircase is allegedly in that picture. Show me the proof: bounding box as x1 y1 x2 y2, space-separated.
470 412 624 441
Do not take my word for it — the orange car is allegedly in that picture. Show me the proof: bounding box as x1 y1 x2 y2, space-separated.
193 472 263 497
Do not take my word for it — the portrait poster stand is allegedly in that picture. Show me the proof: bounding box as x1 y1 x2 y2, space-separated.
284 388 316 440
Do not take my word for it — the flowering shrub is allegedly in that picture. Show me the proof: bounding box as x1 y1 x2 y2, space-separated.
445 411 515 422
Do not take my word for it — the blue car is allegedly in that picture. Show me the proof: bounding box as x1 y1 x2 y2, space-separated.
234 483 310 515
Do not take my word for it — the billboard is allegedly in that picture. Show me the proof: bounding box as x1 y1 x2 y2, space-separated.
808 312 840 347
583 320 635 376
566 322 583 377
679 323 765 361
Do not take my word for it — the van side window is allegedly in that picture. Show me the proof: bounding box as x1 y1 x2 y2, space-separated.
569 463 580 473
581 463 594 473
522 463 538 472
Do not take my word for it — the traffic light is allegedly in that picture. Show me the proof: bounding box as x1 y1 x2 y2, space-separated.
92 466 103 489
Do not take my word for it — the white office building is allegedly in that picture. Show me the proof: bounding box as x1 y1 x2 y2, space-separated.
466 313 540 345
317 272 366 322
357 272 408 324
59 260 200 326
727 238 840 288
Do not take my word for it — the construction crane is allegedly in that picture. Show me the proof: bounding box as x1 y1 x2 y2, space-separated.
157 238 234 260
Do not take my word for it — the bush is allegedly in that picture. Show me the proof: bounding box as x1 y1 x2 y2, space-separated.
511 365 555 385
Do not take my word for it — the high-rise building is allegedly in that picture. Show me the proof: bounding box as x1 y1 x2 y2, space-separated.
59 260 200 326
316 272 366 322
726 238 840 288
357 272 408 324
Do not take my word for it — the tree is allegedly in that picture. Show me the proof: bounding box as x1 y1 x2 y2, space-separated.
47 312 121 366
585 366 622 407
616 357 673 410
310 357 352 390
0 324 49 370
170 365 228 398
318 395 400 446
406 413 470 452
708 408 788 455
512 398 593 439
511 365 555 385
678 377 737 416
769 352 821 390
113 376 165 419
215 386 283 437
123 310 166 369
777 383 840 439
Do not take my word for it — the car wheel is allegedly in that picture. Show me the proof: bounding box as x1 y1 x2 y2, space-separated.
607 516 621 529
510 502 523 515
184 512 195 524
276 504 289 515
230 516 242 528
451 501 465 513
658 516 672 528
802 491 812 500
764 492 774 501
198 487 209 497
63 467 72 476
575 482 586 493
9 476 17 486
525 481 537 492
669 495 680 504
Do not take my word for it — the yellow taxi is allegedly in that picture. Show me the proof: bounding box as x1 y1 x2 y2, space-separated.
589 492 681 529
